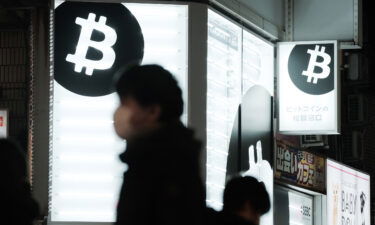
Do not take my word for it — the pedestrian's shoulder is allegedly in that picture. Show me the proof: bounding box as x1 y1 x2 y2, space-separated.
205 207 220 225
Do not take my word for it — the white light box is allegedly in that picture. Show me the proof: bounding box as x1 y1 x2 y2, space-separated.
51 1 188 223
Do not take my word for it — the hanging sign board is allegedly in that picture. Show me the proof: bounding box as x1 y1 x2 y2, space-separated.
277 40 339 134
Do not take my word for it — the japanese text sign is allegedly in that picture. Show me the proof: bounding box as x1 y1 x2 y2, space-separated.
277 41 339 134
327 159 370 225
275 140 325 193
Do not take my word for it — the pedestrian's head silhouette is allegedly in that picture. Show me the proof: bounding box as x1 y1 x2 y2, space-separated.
113 64 183 139
223 176 270 224
0 138 40 225
0 139 27 187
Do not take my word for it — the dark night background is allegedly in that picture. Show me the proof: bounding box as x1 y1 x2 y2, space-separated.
1 0 375 220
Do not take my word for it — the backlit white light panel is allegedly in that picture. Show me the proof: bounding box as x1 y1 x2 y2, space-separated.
51 1 188 222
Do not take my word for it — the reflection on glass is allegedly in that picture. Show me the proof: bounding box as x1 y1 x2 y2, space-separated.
206 10 242 210
242 30 274 96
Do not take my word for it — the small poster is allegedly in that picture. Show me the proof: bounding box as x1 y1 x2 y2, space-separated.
0 109 9 138
288 191 313 225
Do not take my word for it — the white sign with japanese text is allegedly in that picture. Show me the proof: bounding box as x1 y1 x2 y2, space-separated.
0 109 8 138
288 191 313 225
327 159 370 225
277 41 339 134
275 140 326 193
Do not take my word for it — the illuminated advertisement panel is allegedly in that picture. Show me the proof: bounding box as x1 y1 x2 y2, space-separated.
206 9 242 210
206 9 275 225
288 191 313 225
327 159 370 225
275 140 326 193
278 41 339 134
52 1 188 222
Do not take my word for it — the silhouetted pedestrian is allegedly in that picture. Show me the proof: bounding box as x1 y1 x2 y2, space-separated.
215 176 270 225
0 139 39 225
113 64 206 225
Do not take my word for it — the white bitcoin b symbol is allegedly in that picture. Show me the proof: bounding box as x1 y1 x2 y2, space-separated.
66 13 117 76
302 45 331 84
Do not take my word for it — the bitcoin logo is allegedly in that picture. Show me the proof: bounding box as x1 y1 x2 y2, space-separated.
301 45 331 84
66 13 117 76
55 2 144 97
288 43 334 95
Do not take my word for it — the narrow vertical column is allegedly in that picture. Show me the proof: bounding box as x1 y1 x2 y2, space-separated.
187 3 208 182
284 0 294 41
30 7 51 218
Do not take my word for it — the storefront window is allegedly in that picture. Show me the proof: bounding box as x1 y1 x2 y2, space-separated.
206 10 275 214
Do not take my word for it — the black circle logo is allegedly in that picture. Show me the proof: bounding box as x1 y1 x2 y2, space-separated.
288 44 334 95
55 2 144 97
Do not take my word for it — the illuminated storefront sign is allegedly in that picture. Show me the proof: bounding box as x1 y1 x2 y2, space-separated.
206 9 275 225
327 159 370 225
278 41 339 134
206 9 242 211
0 109 8 138
275 140 326 193
52 1 188 222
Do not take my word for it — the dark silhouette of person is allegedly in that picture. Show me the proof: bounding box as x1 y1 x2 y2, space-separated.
113 65 206 225
0 139 39 225
214 176 270 225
